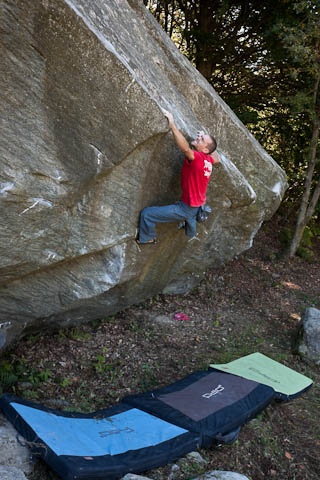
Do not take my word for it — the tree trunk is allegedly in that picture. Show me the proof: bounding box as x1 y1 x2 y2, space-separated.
195 0 216 79
306 175 320 223
287 106 320 257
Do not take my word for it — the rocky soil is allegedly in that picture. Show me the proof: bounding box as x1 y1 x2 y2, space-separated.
1 217 319 480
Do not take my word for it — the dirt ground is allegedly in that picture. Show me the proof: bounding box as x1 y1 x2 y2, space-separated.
3 218 320 480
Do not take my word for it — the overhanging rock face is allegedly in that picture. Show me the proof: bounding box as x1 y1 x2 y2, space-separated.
0 0 287 351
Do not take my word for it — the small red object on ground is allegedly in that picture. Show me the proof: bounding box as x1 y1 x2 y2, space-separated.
173 312 190 321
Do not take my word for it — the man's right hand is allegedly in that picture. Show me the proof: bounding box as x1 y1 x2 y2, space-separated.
162 109 194 161
162 109 174 127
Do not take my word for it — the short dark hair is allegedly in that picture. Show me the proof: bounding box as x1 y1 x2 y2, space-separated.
207 134 217 154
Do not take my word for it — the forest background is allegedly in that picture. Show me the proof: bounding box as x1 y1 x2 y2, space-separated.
144 0 320 257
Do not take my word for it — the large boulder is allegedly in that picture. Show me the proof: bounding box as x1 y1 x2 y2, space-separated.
0 0 287 351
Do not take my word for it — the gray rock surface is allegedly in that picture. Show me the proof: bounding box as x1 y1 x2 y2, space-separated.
122 471 250 480
0 0 287 351
195 472 250 480
298 307 320 365
186 451 208 465
122 475 153 480
0 415 32 474
0 467 28 480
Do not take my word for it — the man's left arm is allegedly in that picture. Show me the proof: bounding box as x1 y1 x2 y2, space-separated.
211 151 220 164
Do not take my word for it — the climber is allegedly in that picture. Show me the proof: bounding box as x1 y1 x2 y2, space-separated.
136 109 219 244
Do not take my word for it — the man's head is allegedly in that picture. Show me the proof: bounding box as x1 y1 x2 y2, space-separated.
191 132 217 154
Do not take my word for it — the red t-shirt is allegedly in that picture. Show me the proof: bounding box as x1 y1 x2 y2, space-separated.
180 150 215 207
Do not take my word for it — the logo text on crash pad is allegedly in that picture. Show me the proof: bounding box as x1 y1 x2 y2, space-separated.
202 384 224 399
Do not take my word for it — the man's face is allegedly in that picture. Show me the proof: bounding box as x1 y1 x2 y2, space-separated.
191 131 211 153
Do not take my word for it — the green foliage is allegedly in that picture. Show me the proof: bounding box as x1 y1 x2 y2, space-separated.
92 347 112 374
0 356 53 395
177 455 208 478
59 326 92 341
280 223 317 259
279 226 293 247
28 368 53 385
0 359 20 393
139 363 159 390
249 413 283 459
297 245 314 260
59 377 71 388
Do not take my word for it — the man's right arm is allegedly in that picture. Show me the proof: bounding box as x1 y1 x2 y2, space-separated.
162 110 194 161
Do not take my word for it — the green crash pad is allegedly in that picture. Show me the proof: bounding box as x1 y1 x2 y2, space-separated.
210 352 313 399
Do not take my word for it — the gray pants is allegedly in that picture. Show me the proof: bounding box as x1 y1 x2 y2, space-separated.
138 200 199 242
